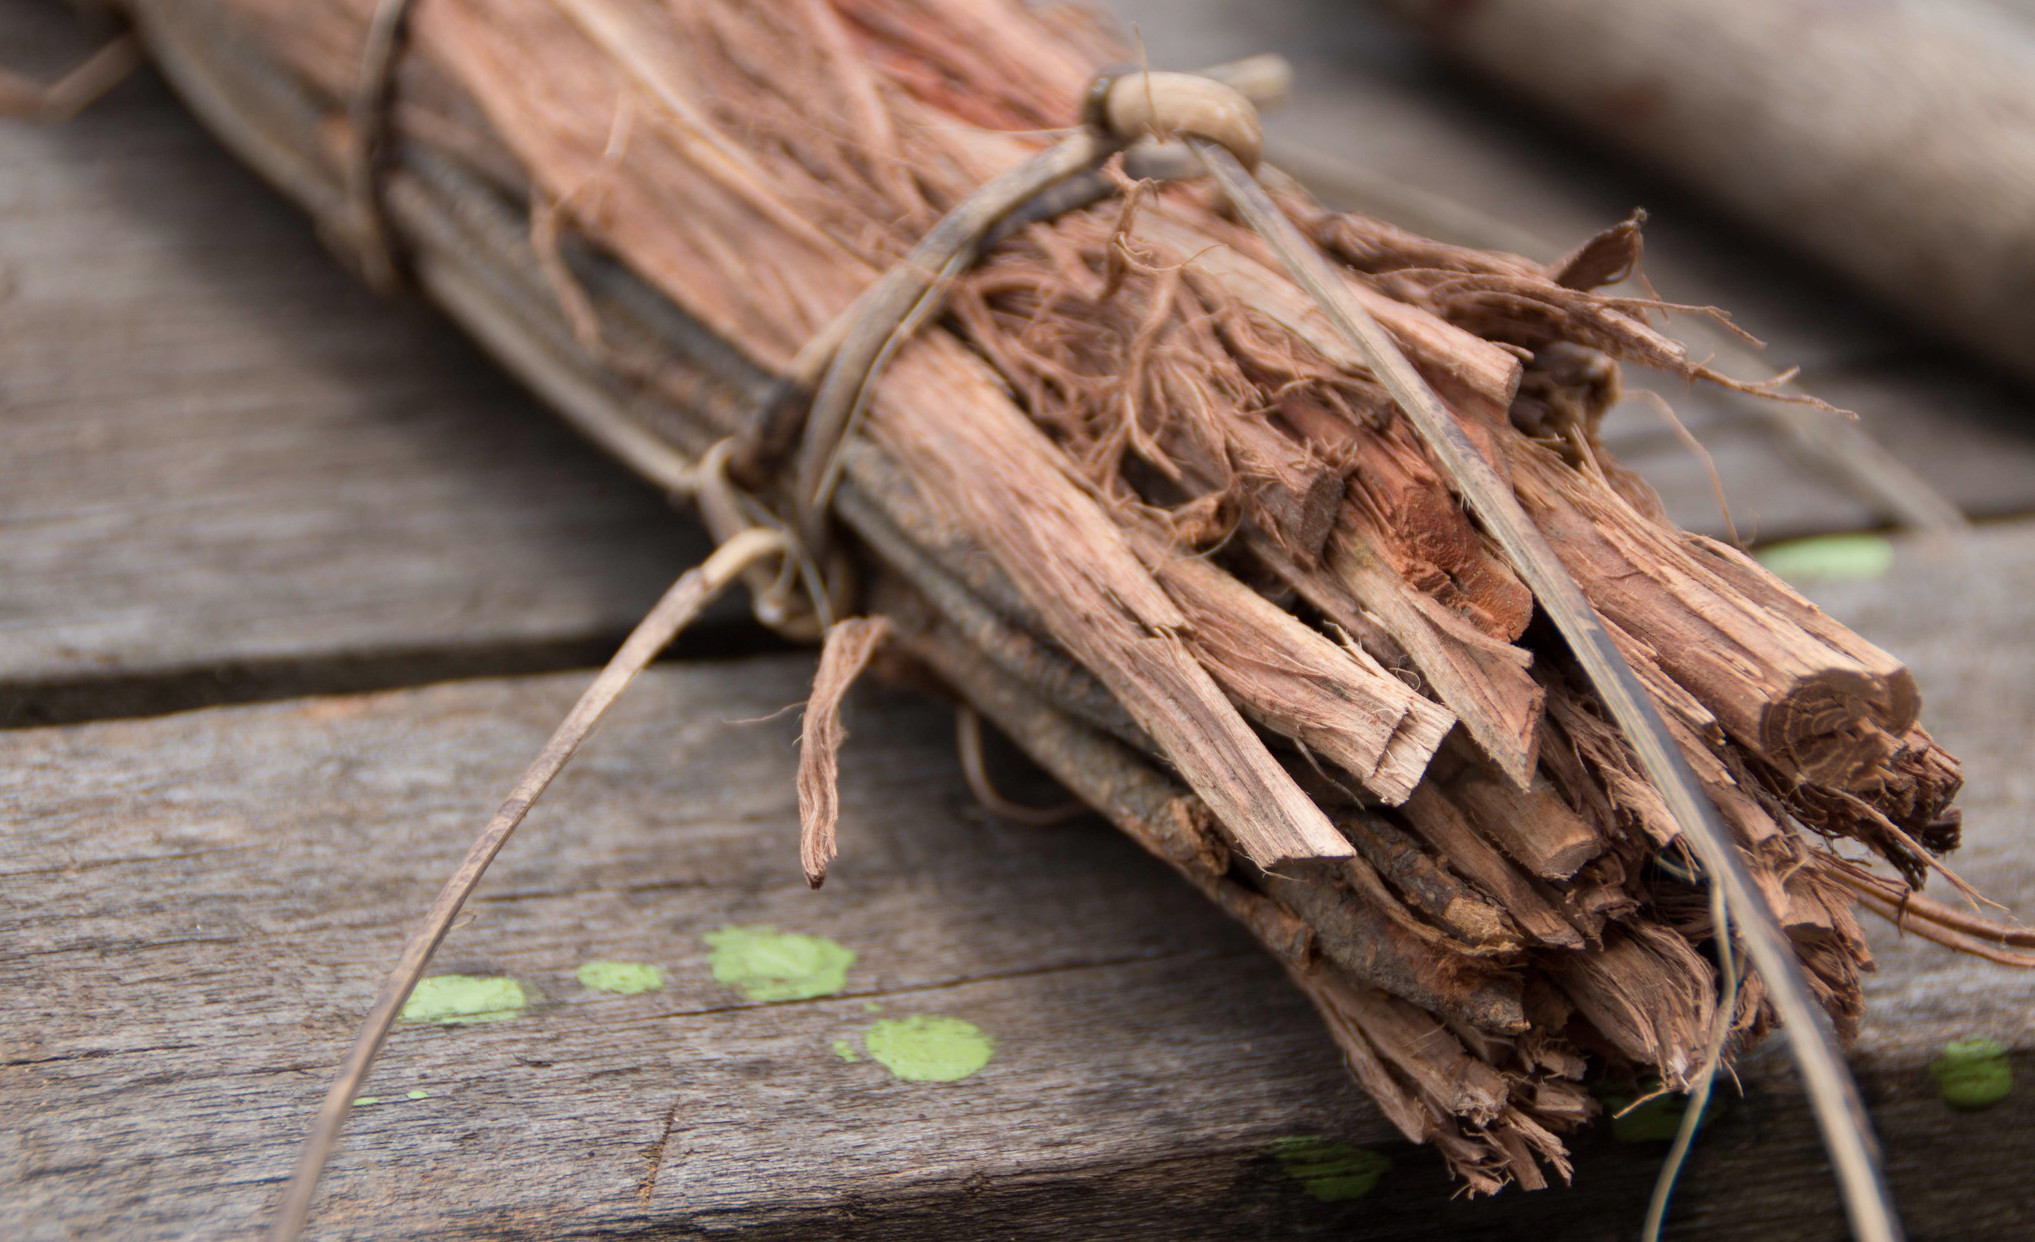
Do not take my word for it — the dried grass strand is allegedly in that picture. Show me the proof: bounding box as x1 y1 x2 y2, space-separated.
0 32 142 122
268 528 787 1242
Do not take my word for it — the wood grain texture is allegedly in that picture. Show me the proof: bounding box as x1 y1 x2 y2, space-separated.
0 3 733 726
5 530 2035 1239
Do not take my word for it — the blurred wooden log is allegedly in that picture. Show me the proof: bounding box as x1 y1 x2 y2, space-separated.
1384 0 2035 385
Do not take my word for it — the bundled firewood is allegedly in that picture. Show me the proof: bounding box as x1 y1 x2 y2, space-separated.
103 0 2028 1229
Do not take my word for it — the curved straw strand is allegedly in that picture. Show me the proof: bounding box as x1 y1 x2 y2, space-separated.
340 0 415 289
955 703 1087 825
0 32 142 122
1643 867 1736 1239
269 527 788 1242
1193 139 1905 1242
1847 887 2035 968
794 129 1118 547
1828 863 2035 948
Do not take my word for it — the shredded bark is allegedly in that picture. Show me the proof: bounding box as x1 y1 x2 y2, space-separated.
798 615 891 887
141 0 2022 1202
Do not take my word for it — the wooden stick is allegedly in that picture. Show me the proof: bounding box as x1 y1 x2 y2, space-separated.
1138 536 1454 804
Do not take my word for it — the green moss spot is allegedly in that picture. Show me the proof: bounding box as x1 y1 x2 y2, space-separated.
400 975 529 1026
864 1015 994 1082
1755 534 1894 583
406 1089 432 1100
1269 1136 1390 1202
1931 1037 2012 1109
704 925 855 1003
352 1096 379 1107
862 1000 884 1013
832 1038 860 1063
577 960 666 995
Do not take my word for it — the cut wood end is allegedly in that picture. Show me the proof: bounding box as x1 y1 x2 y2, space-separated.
1465 706 1543 792
1244 826 1359 868
1367 695 1457 805
1761 669 1917 791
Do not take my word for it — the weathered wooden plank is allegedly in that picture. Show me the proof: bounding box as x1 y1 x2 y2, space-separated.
0 3 731 726
0 657 1386 1240
4 536 2034 1240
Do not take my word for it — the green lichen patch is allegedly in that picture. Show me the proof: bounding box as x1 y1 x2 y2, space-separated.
704 925 855 1003
1930 1037 2013 1110
576 960 666 995
406 1089 432 1100
831 1038 860 1063
1269 1136 1391 1202
864 1014 994 1082
352 1096 379 1107
400 975 529 1026
1755 534 1895 583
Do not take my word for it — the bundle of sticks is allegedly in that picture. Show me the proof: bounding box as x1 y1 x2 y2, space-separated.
113 0 2018 1204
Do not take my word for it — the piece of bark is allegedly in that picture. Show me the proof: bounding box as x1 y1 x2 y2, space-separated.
1398 784 1584 950
1264 870 1528 1035
1553 924 1718 1086
1338 986 1514 1128
1339 419 1535 643
1557 853 1639 941
1509 439 1917 790
1286 965 1436 1145
1295 968 1584 1194
1317 530 1544 787
871 337 1354 866
1445 766 1605 883
1276 390 1534 647
797 615 892 886
1338 850 1479 953
1341 813 1522 951
1139 538 1454 804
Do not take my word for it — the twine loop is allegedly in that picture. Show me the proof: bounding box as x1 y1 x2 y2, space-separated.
770 59 1284 571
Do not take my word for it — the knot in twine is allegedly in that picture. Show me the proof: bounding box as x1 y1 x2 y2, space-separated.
1082 66 1264 168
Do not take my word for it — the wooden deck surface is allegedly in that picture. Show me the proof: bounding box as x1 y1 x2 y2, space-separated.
3 1 2034 1237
